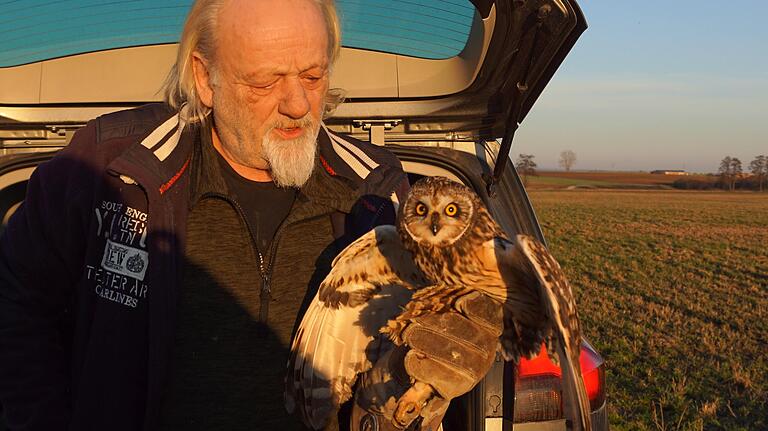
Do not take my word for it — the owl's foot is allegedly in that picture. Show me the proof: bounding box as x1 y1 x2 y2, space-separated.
380 318 407 345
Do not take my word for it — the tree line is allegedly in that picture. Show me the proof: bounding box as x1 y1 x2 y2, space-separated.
651 155 768 191
712 155 767 191
513 152 768 192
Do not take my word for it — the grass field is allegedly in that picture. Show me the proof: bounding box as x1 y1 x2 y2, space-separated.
527 190 767 430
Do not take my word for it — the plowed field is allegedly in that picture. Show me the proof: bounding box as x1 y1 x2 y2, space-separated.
525 171 715 190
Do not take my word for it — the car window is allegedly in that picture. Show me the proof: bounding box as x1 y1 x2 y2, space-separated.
0 0 477 68
338 0 475 58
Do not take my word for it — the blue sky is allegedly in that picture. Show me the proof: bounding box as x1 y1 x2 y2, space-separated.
513 0 768 173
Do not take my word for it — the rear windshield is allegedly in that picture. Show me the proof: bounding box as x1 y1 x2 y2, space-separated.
0 0 477 68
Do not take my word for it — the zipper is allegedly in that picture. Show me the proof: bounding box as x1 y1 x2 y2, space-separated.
260 212 293 321
199 191 295 323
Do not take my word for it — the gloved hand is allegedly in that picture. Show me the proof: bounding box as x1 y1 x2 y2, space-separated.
350 291 503 430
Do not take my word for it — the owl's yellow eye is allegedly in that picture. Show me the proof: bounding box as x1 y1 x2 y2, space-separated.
415 203 428 216
444 203 459 217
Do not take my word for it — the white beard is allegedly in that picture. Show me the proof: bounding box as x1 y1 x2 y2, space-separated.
262 116 320 188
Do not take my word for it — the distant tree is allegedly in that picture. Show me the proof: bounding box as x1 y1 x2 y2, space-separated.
749 155 768 192
731 158 743 190
515 154 537 186
717 156 731 190
718 156 742 191
559 150 577 172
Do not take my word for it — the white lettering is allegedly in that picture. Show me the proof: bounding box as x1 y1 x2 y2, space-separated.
94 282 139 309
94 202 148 248
101 201 123 212
125 206 147 222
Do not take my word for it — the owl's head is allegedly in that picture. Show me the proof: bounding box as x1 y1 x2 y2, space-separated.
398 176 487 247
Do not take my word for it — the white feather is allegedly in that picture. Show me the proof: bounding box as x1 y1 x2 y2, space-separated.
285 226 422 429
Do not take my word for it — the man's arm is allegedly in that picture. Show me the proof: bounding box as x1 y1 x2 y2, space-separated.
0 125 94 430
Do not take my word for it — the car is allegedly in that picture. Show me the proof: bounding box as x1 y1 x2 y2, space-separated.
0 0 606 429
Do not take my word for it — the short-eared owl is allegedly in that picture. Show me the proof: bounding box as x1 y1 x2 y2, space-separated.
285 176 590 431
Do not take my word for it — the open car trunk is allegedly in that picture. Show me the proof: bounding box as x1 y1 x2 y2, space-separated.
0 2 603 430
1 0 586 191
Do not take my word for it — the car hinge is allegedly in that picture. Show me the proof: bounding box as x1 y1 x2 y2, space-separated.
0 124 79 148
484 3 552 197
352 119 401 146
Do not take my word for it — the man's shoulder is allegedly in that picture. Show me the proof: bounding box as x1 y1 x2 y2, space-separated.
42 103 189 191
319 126 403 182
93 103 177 144
58 103 183 167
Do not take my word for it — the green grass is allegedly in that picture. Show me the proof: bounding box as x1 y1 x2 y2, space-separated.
527 190 768 430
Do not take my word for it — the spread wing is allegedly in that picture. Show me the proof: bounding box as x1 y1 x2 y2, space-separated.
489 234 592 431
285 225 427 430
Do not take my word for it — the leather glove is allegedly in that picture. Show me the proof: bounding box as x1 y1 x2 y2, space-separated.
350 291 503 430
402 291 503 400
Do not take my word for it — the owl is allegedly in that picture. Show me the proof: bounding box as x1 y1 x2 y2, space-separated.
285 176 591 431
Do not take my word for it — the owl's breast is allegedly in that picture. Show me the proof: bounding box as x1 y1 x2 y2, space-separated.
414 244 505 301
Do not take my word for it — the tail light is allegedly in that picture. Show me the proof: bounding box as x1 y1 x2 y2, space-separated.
513 340 605 423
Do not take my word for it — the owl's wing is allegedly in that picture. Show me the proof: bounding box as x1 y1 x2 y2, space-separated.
285 225 425 430
492 234 592 431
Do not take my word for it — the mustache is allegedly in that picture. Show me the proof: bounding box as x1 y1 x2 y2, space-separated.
269 115 316 132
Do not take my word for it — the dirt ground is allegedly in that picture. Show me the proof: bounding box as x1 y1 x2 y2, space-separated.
528 190 767 430
523 171 715 190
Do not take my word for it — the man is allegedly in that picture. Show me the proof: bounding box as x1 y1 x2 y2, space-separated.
0 1 497 430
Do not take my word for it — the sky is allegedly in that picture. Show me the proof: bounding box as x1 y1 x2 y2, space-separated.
512 0 768 173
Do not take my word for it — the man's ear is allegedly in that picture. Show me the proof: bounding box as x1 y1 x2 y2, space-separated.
192 52 214 108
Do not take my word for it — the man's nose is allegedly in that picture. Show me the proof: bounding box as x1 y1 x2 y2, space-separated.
278 77 311 120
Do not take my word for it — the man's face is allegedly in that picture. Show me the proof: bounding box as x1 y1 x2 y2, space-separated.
199 0 330 186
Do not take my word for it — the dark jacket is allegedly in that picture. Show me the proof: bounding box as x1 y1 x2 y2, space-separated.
0 103 408 431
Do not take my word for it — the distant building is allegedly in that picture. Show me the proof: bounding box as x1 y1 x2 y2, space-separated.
651 170 689 175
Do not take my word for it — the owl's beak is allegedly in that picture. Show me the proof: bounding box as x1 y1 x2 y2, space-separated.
430 213 441 235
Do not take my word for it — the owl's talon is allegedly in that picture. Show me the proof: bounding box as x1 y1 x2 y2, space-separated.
393 401 421 428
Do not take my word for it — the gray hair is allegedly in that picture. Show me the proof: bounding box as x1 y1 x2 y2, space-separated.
162 0 343 124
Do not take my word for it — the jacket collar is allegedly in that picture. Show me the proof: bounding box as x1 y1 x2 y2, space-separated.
188 120 362 216
105 104 196 196
187 119 228 206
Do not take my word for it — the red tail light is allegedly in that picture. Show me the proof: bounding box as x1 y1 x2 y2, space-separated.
513 341 605 423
